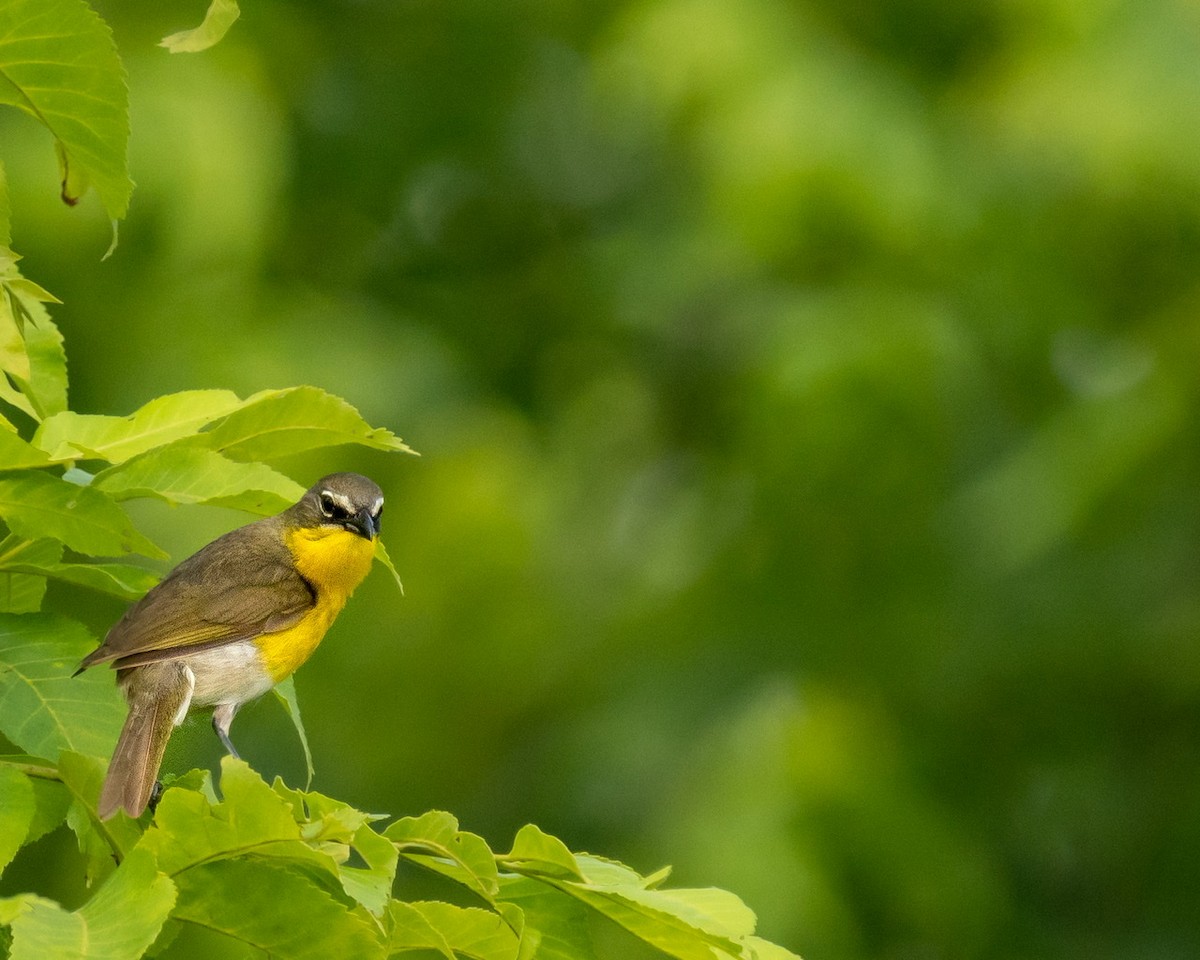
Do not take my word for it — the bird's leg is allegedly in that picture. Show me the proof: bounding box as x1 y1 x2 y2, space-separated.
212 703 241 759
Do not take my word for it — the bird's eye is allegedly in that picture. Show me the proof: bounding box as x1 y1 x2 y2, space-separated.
375 503 384 519
319 493 344 519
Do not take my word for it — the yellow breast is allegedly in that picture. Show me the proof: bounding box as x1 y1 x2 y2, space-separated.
258 527 376 682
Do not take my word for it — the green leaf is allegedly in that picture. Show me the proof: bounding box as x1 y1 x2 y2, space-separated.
0 895 78 960
34 389 242 463
170 858 384 959
0 557 158 601
387 901 457 960
0 764 34 876
0 537 59 613
270 674 315 788
201 386 414 461
94 443 304 514
0 283 30 386
161 0 241 54
339 823 399 918
0 471 165 558
265 780 395 915
496 877 596 960
0 430 51 470
0 292 66 422
59 752 144 875
0 613 124 761
503 824 585 881
0 0 132 218
16 299 67 419
17 769 71 846
388 901 522 960
0 847 174 960
384 811 501 903
526 861 753 960
374 537 405 593
745 938 803 960
138 757 304 876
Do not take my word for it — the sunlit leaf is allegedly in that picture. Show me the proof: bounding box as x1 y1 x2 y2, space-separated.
0 613 123 761
170 858 384 959
0 556 158 601
388 901 522 960
497 876 595 960
0 0 131 219
338 823 398 918
0 764 34 876
385 810 500 902
523 860 753 960
0 472 165 558
0 293 66 421
15 300 67 419
0 430 50 469
374 537 405 593
502 823 585 881
34 389 242 463
161 0 241 54
201 386 414 461
745 937 803 960
138 757 304 876
0 847 174 960
0 288 28 384
265 779 395 915
95 443 304 514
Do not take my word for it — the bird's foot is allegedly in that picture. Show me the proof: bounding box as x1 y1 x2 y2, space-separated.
148 780 164 813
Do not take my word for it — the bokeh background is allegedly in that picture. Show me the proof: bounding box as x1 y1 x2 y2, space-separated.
4 0 1200 956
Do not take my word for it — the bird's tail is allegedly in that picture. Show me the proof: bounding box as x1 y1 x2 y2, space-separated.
98 662 193 820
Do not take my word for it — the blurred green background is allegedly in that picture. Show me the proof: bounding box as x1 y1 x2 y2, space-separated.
4 0 1200 956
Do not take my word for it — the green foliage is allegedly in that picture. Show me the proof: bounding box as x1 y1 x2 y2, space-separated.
0 11 797 958
0 0 131 218
160 0 241 54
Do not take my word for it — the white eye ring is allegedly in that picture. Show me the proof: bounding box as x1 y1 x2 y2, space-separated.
319 493 339 518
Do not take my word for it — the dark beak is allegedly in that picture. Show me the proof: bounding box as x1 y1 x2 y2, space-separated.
347 509 379 540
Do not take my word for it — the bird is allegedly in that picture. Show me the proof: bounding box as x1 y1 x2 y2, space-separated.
76 472 385 820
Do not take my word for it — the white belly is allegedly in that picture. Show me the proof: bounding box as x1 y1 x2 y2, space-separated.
183 641 275 708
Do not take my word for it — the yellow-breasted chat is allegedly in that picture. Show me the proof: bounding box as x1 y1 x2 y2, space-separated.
75 472 384 820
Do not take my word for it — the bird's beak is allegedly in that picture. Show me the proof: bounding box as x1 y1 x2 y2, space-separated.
347 509 379 540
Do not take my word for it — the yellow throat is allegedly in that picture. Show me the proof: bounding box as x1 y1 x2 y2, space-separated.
258 526 376 681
